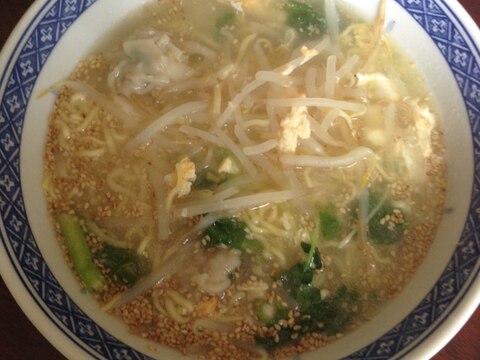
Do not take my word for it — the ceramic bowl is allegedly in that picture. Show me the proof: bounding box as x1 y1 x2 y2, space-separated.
0 0 479 359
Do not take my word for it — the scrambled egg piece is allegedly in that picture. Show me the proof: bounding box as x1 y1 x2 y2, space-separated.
165 157 196 197
279 105 311 153
356 73 399 101
391 100 436 185
412 100 435 157
218 157 239 174
301 45 320 58
165 157 196 210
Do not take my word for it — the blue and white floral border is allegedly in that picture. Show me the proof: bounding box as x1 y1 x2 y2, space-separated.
0 0 478 359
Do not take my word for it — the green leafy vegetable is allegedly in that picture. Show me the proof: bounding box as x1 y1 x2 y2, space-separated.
294 284 322 312
277 218 322 288
368 200 405 245
242 238 264 253
352 193 406 245
301 242 322 270
193 168 226 189
202 217 247 249
306 286 361 334
202 217 264 253
254 327 294 352
302 214 322 271
319 209 341 241
324 286 361 332
256 238 360 352
58 214 107 293
277 263 313 289
99 244 150 287
255 283 360 351
192 148 239 190
284 0 326 38
216 11 236 31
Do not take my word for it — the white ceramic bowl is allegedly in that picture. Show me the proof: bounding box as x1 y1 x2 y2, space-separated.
0 0 479 359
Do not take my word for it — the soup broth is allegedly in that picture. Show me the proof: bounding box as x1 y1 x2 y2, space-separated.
43 0 447 358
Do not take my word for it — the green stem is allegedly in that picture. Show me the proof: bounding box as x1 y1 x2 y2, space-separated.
58 213 107 293
304 215 320 271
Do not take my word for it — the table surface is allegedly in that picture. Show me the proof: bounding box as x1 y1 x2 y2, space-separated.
0 0 479 359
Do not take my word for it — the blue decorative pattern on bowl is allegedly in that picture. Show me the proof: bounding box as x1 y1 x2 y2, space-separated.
0 0 478 359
